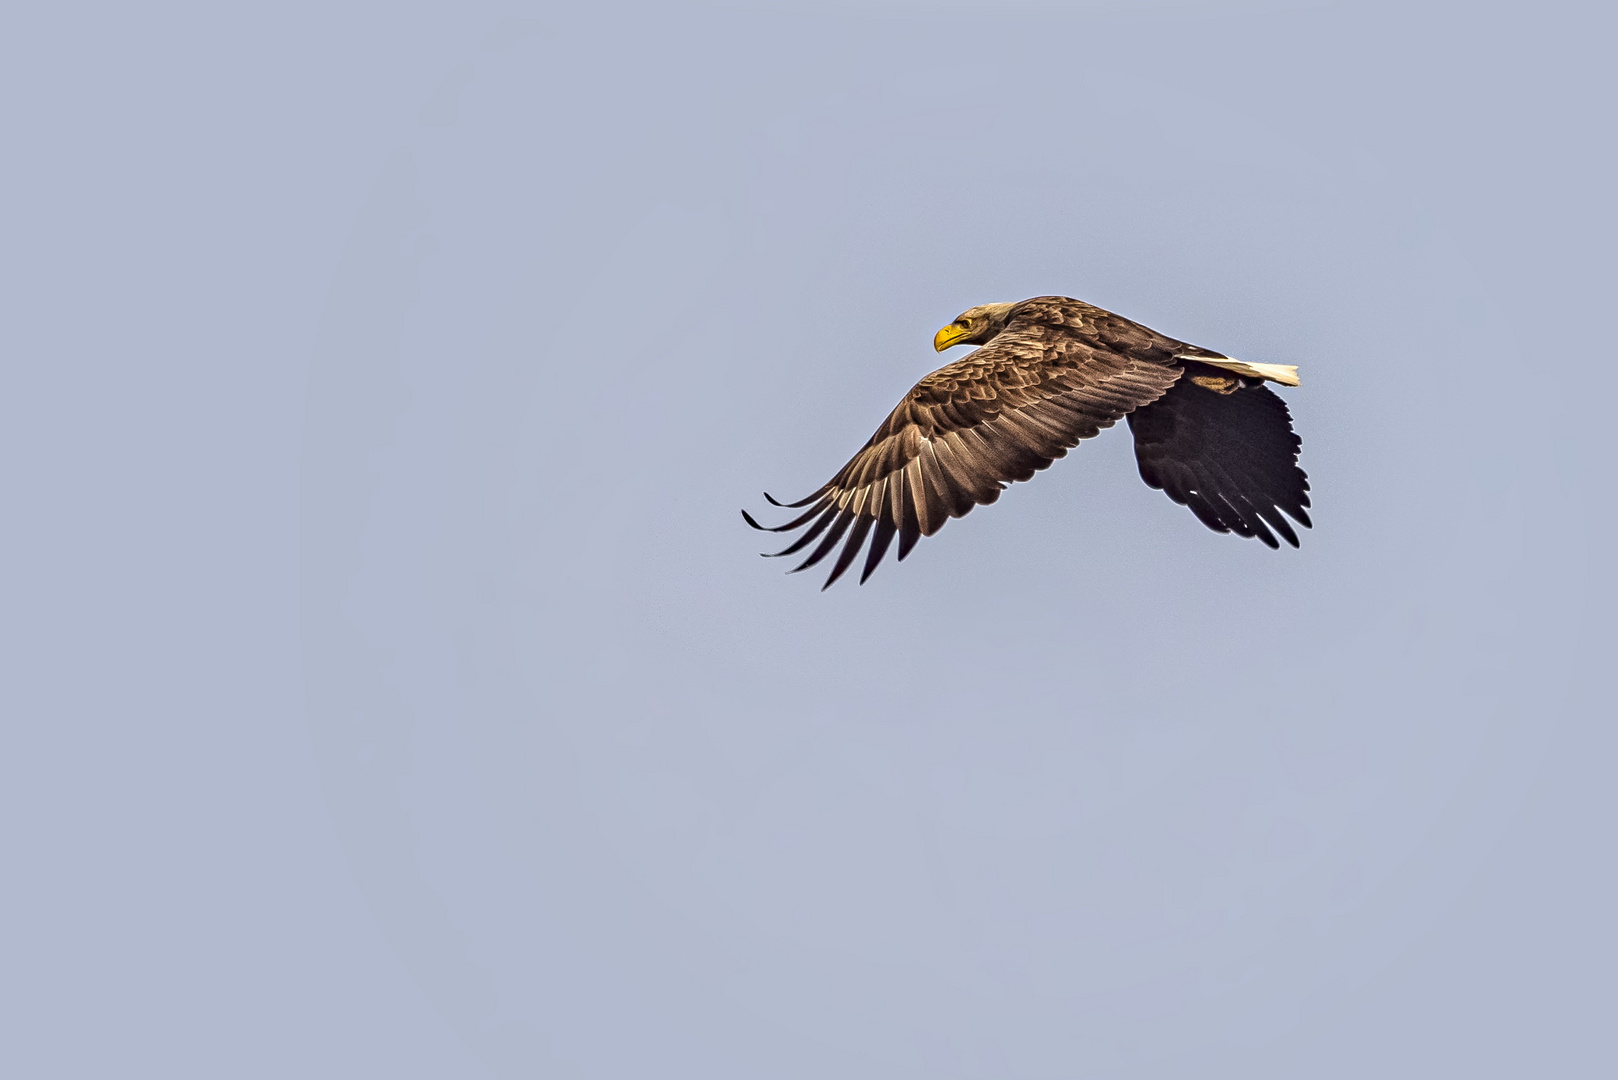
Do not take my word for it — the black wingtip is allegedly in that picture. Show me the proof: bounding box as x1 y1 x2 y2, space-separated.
763 491 785 507
741 509 765 530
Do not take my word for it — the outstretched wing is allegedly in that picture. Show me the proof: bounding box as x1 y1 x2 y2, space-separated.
1127 374 1311 548
744 321 1181 588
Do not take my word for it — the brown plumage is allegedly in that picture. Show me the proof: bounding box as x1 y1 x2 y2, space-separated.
743 296 1310 588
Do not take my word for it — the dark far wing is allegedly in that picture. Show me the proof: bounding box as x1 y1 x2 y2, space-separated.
1127 376 1311 548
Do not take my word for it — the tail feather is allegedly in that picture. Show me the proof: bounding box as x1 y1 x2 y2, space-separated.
1177 354 1300 387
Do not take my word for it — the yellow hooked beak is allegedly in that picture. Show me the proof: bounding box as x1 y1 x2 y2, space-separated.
933 322 970 352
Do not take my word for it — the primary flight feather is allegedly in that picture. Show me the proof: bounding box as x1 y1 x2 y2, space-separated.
743 296 1310 588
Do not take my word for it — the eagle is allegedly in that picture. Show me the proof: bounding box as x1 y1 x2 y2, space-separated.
743 296 1310 588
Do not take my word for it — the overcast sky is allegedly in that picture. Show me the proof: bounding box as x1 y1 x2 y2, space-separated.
4 1 1613 1077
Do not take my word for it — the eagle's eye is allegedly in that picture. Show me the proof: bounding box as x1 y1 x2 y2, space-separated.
955 319 971 328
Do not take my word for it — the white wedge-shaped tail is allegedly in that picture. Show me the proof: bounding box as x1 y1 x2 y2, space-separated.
1178 354 1301 386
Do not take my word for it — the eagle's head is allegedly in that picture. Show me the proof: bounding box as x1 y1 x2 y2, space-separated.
933 302 1016 351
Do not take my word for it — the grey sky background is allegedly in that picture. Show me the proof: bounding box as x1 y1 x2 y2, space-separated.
4 1 1612 1077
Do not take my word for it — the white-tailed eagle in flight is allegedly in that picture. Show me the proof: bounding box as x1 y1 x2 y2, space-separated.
744 296 1310 588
